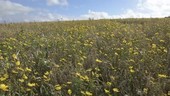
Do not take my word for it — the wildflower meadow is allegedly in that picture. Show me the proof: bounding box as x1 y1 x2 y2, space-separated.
0 18 170 96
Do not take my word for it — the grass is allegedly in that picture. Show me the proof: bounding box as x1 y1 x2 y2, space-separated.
0 18 170 96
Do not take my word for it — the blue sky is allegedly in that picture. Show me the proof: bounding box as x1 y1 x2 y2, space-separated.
0 0 170 23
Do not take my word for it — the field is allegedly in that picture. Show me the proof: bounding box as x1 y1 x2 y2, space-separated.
0 18 170 96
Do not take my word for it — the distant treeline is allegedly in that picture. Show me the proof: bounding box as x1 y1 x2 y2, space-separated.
165 16 170 18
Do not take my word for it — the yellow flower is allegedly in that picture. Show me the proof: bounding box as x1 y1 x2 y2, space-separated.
68 89 72 95
129 66 133 69
60 58 66 62
85 91 93 96
143 88 148 94
155 32 159 35
54 64 60 68
3 74 8 79
44 78 51 82
43 75 51 81
164 49 167 53
81 91 85 95
55 84 62 91
106 82 112 86
28 82 36 87
18 79 24 83
12 54 17 60
168 91 170 95
43 75 48 79
75 72 81 76
158 74 168 78
67 82 72 84
127 42 132 46
16 61 20 66
0 74 8 81
26 88 31 91
0 84 8 91
123 39 127 43
0 56 4 60
23 74 28 80
25 67 32 72
129 48 133 53
133 51 139 55
96 59 102 63
113 88 119 92
129 59 135 63
44 71 50 75
130 69 135 73
129 66 135 73
16 67 24 71
152 44 157 49
0 77 6 81
115 52 118 56
159 40 165 43
110 76 115 81
77 62 83 66
104 89 110 94
86 68 92 72
12 70 18 74
111 34 115 37
83 75 90 82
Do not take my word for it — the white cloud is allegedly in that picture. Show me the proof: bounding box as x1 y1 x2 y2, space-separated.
46 0 68 6
115 0 170 18
28 12 70 22
112 9 151 18
80 0 170 19
137 0 170 17
79 10 141 20
80 10 112 19
0 0 70 23
0 0 33 17
0 11 70 23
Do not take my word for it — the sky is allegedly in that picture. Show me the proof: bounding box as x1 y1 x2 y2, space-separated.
0 0 170 23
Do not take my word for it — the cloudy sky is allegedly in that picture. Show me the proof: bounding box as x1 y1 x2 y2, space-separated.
0 0 170 23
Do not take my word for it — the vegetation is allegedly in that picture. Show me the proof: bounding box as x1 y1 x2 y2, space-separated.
0 18 170 96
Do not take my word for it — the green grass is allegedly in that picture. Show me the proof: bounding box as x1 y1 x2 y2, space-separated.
0 18 170 96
